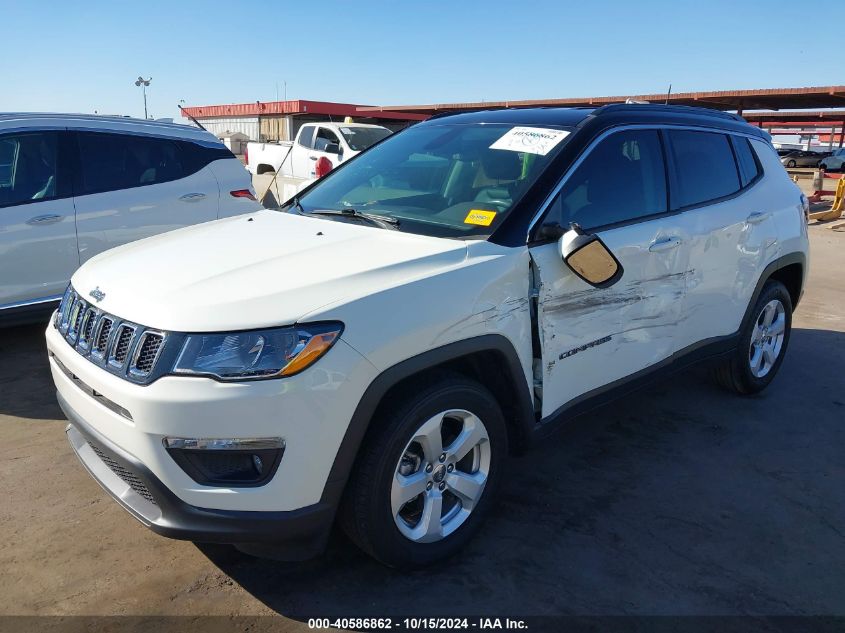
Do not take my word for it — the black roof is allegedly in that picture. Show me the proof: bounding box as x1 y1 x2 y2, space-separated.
419 103 767 139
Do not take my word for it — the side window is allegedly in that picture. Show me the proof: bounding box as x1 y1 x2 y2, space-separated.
77 133 185 195
0 132 59 207
548 129 667 230
297 125 316 149
668 130 740 208
731 136 761 187
314 127 340 152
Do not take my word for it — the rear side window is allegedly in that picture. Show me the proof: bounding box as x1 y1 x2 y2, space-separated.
668 130 740 208
77 132 185 195
732 136 761 187
297 125 316 149
548 129 667 230
0 132 60 207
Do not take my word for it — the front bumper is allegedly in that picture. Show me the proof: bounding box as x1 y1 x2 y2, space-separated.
46 317 379 551
62 391 334 552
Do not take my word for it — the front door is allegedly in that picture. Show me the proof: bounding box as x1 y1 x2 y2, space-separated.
0 130 78 306
530 128 691 418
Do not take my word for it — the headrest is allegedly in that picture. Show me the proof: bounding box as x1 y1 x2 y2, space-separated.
482 150 522 181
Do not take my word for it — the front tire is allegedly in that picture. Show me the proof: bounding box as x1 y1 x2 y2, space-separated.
340 375 507 568
787 160 797 168
714 280 792 395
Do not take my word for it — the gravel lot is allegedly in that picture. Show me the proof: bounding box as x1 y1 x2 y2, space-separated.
1 224 844 627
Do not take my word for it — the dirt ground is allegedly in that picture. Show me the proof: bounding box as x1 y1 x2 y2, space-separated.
1 224 844 628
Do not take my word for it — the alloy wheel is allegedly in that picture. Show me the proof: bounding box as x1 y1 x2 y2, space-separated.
748 299 786 378
391 409 491 543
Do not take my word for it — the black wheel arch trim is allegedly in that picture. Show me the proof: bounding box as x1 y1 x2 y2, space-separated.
736 251 805 336
320 334 535 506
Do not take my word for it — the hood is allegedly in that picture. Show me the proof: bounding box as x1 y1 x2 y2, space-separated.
71 210 468 332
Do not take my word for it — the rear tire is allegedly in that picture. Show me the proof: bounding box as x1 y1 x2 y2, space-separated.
714 280 792 395
339 374 507 568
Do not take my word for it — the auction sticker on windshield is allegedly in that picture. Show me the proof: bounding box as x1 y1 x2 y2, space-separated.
464 209 497 226
490 126 570 156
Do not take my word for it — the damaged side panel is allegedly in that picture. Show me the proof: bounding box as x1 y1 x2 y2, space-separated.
529 219 692 419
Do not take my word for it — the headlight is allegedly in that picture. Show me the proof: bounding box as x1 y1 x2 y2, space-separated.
172 322 343 381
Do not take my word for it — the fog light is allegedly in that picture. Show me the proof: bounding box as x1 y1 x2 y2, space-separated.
163 437 284 487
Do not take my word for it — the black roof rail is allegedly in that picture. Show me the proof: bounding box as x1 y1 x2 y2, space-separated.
592 103 745 122
425 104 596 121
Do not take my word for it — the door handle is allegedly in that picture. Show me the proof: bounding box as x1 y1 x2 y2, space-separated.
179 193 206 202
648 237 682 253
309 155 318 161
746 211 771 225
26 214 63 226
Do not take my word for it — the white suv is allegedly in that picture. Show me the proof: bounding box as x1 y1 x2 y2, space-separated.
46 104 809 568
0 113 260 325
820 148 845 172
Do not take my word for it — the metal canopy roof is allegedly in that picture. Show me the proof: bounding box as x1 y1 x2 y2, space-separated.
180 99 428 121
359 86 845 115
742 110 845 124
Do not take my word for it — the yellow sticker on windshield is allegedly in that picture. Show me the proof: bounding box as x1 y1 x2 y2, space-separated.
464 209 497 226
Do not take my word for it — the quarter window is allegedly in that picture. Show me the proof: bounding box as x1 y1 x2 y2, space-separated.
732 136 761 187
0 132 60 207
668 130 740 208
77 133 185 195
548 129 668 230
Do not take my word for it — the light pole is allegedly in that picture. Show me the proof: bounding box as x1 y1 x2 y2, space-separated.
134 76 151 119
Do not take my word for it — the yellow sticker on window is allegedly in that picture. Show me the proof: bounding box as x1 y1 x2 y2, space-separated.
464 209 497 226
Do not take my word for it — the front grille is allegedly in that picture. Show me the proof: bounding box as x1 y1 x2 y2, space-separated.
79 308 98 349
88 440 157 506
112 326 134 365
53 286 169 384
94 318 113 354
134 333 163 375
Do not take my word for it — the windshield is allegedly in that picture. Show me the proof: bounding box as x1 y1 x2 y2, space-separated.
295 123 572 239
339 126 392 151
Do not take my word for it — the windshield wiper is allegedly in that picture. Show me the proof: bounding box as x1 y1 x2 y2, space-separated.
307 208 400 230
286 198 399 230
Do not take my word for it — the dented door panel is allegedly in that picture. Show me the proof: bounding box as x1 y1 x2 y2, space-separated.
530 217 691 418
675 143 788 350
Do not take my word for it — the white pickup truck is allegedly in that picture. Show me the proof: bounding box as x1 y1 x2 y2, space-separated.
245 122 391 179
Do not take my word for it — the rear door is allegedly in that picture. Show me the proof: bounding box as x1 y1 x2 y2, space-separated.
72 131 219 263
291 125 316 179
0 129 78 306
668 130 778 350
531 128 692 417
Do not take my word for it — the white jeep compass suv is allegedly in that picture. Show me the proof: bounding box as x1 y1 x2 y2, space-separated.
0 113 260 325
46 104 809 568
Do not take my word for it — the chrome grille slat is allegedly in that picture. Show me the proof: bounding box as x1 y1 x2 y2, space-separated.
53 285 168 384
92 317 113 357
77 307 98 351
130 332 165 377
109 324 136 368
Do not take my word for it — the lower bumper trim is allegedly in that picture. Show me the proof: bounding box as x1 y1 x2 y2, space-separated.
59 390 335 556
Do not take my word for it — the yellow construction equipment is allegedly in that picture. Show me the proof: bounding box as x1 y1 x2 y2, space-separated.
808 177 845 224
834 177 845 213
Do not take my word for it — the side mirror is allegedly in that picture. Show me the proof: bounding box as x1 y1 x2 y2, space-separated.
559 228 623 288
324 142 340 155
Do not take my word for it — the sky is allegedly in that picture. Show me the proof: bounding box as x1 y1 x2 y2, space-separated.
1 0 842 122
